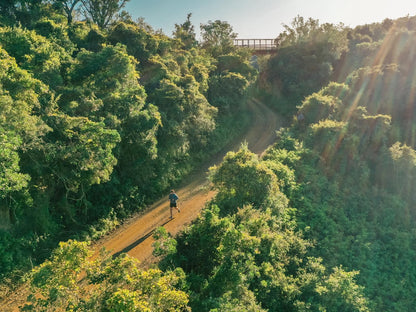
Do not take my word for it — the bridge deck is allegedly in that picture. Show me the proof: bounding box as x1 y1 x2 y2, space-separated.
233 39 277 51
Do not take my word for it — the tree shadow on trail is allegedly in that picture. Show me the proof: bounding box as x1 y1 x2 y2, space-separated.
112 218 174 259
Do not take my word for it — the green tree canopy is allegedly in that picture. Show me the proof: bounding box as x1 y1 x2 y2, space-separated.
0 26 71 89
53 0 81 24
263 16 348 115
23 240 190 311
209 144 286 215
173 13 197 50
0 0 45 27
81 0 129 28
200 20 238 57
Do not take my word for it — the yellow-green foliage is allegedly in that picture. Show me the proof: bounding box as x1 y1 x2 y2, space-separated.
209 144 287 216
0 26 71 88
0 2 254 303
163 179 369 311
23 240 190 311
278 24 416 309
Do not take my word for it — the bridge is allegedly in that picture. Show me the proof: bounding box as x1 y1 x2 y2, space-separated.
233 39 277 53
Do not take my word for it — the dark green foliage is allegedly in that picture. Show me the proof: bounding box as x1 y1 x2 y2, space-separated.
52 0 81 24
68 22 106 52
215 53 256 78
0 26 71 89
80 0 129 29
173 13 197 50
0 231 37 277
158 146 369 311
260 16 348 116
209 145 287 216
0 3 255 281
199 21 255 115
0 0 46 27
207 72 249 113
253 14 416 311
200 20 238 57
3 2 416 310
207 52 255 114
279 55 416 310
33 18 75 51
108 21 166 65
0 46 50 233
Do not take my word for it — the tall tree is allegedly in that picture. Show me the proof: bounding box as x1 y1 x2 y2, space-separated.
81 0 129 28
54 0 81 24
173 13 197 49
0 0 44 26
200 20 237 57
262 16 348 115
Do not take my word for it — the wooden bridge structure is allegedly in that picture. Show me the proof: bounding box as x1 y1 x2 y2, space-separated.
233 38 277 54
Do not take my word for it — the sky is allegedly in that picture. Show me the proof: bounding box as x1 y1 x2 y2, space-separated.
124 0 416 39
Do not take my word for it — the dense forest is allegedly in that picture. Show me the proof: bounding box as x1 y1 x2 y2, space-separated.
0 0 254 282
2 1 416 311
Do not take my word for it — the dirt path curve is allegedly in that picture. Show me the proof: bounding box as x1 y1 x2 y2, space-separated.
92 98 282 268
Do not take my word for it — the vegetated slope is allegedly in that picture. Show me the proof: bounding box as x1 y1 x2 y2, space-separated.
0 2 268 310
91 98 281 267
0 98 281 311
0 8 256 281
256 15 416 311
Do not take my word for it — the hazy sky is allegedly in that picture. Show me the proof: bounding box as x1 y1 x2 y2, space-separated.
125 0 416 39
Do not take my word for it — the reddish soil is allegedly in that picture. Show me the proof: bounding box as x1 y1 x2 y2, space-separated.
1 98 282 310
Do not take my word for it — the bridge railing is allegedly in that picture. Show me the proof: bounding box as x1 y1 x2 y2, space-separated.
233 39 277 51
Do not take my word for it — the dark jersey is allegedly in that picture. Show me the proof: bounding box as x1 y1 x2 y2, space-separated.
169 193 178 204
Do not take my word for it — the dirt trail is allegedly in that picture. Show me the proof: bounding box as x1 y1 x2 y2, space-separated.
92 98 282 267
1 99 281 311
